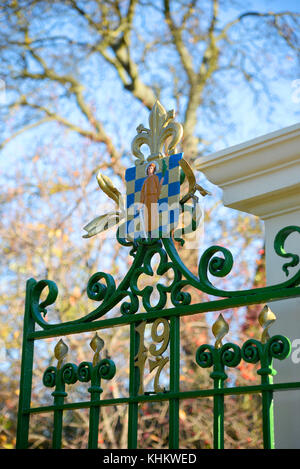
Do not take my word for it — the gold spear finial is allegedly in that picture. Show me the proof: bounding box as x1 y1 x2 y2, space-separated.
258 305 276 344
54 339 68 370
212 313 229 349
90 332 105 366
131 100 183 165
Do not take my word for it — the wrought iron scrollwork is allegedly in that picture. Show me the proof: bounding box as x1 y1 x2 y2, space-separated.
29 225 300 329
196 308 292 382
241 335 291 378
196 315 241 381
43 336 116 397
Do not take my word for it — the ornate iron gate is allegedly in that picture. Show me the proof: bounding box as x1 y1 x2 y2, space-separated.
16 102 300 449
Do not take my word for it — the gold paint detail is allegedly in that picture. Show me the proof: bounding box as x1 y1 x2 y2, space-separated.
149 318 170 356
82 173 125 238
90 332 105 366
258 305 276 344
134 321 148 395
149 356 169 393
212 314 229 349
131 100 183 165
134 318 170 394
179 159 211 205
96 172 125 214
54 339 68 370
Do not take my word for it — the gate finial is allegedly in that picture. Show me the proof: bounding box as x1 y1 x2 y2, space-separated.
258 305 276 344
212 314 229 349
131 100 183 165
54 339 68 370
90 333 105 366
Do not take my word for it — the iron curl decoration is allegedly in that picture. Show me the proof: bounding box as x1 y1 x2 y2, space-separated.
267 335 292 361
199 246 234 280
195 345 214 369
31 279 59 328
241 340 260 365
120 291 139 316
170 280 191 307
61 363 78 385
84 359 116 396
77 361 93 383
42 363 78 388
43 359 116 391
87 272 116 302
42 366 57 388
274 225 300 277
241 335 291 378
96 358 116 381
196 343 241 381
220 343 242 368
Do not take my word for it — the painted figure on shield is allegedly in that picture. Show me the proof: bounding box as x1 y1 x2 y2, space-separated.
140 161 165 234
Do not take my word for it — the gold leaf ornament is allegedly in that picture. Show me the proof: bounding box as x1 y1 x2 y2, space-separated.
82 172 125 238
179 158 211 205
54 339 68 370
82 211 122 238
90 333 105 366
212 314 229 349
96 172 125 212
258 305 276 344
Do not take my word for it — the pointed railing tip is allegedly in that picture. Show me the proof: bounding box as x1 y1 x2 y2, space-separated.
212 313 229 349
90 332 105 366
54 339 68 370
258 305 276 344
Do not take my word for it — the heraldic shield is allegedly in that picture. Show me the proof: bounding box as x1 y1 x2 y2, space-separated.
82 100 209 242
125 153 182 240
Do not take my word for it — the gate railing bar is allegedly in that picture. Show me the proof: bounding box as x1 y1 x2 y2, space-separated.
51 374 66 449
24 381 300 414
262 374 275 449
16 279 36 449
169 316 180 449
213 375 225 449
128 322 139 449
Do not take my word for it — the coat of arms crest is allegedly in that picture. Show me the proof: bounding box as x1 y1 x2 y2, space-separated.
83 101 209 241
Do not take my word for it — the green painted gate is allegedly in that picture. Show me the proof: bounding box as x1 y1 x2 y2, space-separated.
16 102 300 450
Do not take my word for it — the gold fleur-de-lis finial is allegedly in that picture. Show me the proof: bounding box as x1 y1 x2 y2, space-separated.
131 100 183 165
90 333 105 366
258 305 276 344
54 339 68 370
212 314 229 349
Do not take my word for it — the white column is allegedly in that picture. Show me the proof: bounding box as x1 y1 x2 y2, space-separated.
196 123 300 449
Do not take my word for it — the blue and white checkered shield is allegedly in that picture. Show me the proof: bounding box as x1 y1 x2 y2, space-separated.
124 153 182 239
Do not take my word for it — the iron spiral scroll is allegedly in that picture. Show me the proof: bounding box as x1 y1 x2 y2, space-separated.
28 225 300 330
